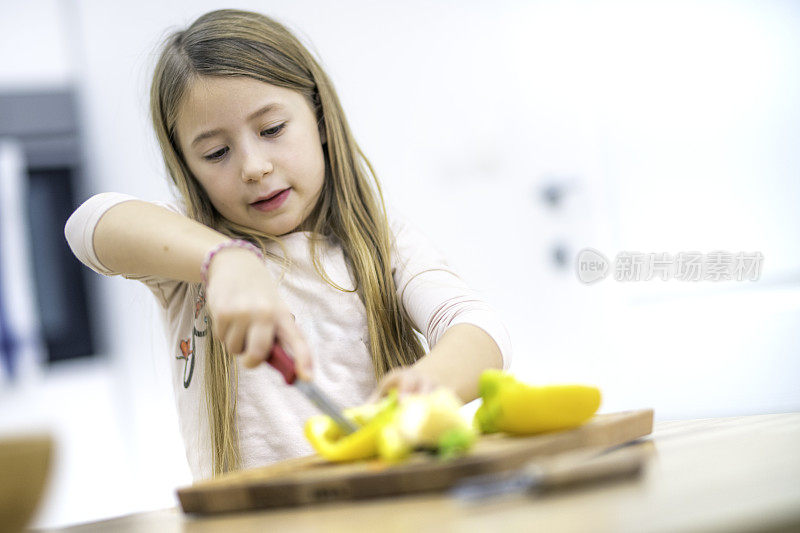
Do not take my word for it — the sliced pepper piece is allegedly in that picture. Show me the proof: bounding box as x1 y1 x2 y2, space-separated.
376 421 412 463
305 388 478 463
378 388 476 462
304 391 399 462
474 369 601 434
395 388 473 447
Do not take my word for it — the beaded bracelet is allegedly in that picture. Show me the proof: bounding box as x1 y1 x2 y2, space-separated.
200 239 265 285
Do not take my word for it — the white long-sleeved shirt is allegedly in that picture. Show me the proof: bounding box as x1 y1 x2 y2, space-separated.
65 192 512 481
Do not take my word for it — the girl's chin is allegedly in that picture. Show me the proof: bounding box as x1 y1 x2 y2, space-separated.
252 215 302 237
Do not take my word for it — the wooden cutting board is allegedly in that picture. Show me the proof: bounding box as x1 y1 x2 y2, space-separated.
178 408 653 515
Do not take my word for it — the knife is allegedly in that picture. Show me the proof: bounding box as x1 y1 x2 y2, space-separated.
267 343 359 435
449 444 648 502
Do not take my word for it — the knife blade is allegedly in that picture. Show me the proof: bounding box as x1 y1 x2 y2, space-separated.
266 343 359 435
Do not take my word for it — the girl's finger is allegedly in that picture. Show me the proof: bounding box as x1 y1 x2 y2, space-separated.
367 375 395 403
398 372 422 398
223 320 247 355
421 380 439 395
210 310 231 340
275 315 313 381
241 322 275 369
367 385 388 404
369 370 401 403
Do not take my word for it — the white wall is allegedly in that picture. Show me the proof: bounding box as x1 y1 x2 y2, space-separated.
0 0 74 89
0 0 798 529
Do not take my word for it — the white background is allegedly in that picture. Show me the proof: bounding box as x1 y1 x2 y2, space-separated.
0 0 798 528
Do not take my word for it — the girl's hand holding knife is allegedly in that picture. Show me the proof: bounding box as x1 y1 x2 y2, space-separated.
203 245 355 432
204 245 313 380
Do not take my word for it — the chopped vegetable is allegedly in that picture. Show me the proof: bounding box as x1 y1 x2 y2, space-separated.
376 421 412 462
395 388 473 447
304 391 399 462
304 388 476 462
437 427 476 460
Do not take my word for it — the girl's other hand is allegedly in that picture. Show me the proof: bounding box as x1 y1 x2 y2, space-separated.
367 366 441 404
204 247 313 380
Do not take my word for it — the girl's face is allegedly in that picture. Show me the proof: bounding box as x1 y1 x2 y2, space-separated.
176 76 326 236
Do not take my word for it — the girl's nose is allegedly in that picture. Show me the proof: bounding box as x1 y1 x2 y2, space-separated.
240 148 274 183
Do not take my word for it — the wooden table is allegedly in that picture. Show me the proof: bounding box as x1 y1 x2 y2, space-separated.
36 413 800 533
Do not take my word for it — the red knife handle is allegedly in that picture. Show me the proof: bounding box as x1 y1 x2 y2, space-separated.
268 343 297 385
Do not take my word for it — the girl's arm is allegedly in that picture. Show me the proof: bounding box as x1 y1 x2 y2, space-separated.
368 214 512 404
78 198 313 378
373 323 503 403
93 199 228 282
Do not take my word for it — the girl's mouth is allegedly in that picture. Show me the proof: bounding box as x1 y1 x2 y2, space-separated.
251 188 291 212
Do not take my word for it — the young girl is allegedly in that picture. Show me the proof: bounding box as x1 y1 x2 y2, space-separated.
65 9 511 480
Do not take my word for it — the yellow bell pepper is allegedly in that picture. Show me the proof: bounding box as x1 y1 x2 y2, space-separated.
474 369 601 434
305 388 477 463
304 391 399 462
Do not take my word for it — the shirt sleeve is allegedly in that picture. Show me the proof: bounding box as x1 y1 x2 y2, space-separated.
64 192 189 308
389 212 512 370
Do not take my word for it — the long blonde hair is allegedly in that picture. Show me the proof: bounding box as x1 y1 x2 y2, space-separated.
150 9 425 476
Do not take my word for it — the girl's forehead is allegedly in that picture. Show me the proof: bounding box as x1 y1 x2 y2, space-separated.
176 76 310 139
182 76 291 113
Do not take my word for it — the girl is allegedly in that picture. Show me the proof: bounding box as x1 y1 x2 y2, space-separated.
65 9 511 480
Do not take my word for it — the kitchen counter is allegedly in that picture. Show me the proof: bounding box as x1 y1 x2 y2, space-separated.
35 413 800 533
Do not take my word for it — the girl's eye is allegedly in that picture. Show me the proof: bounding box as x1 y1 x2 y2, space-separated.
261 123 285 137
204 147 229 161
201 123 284 161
